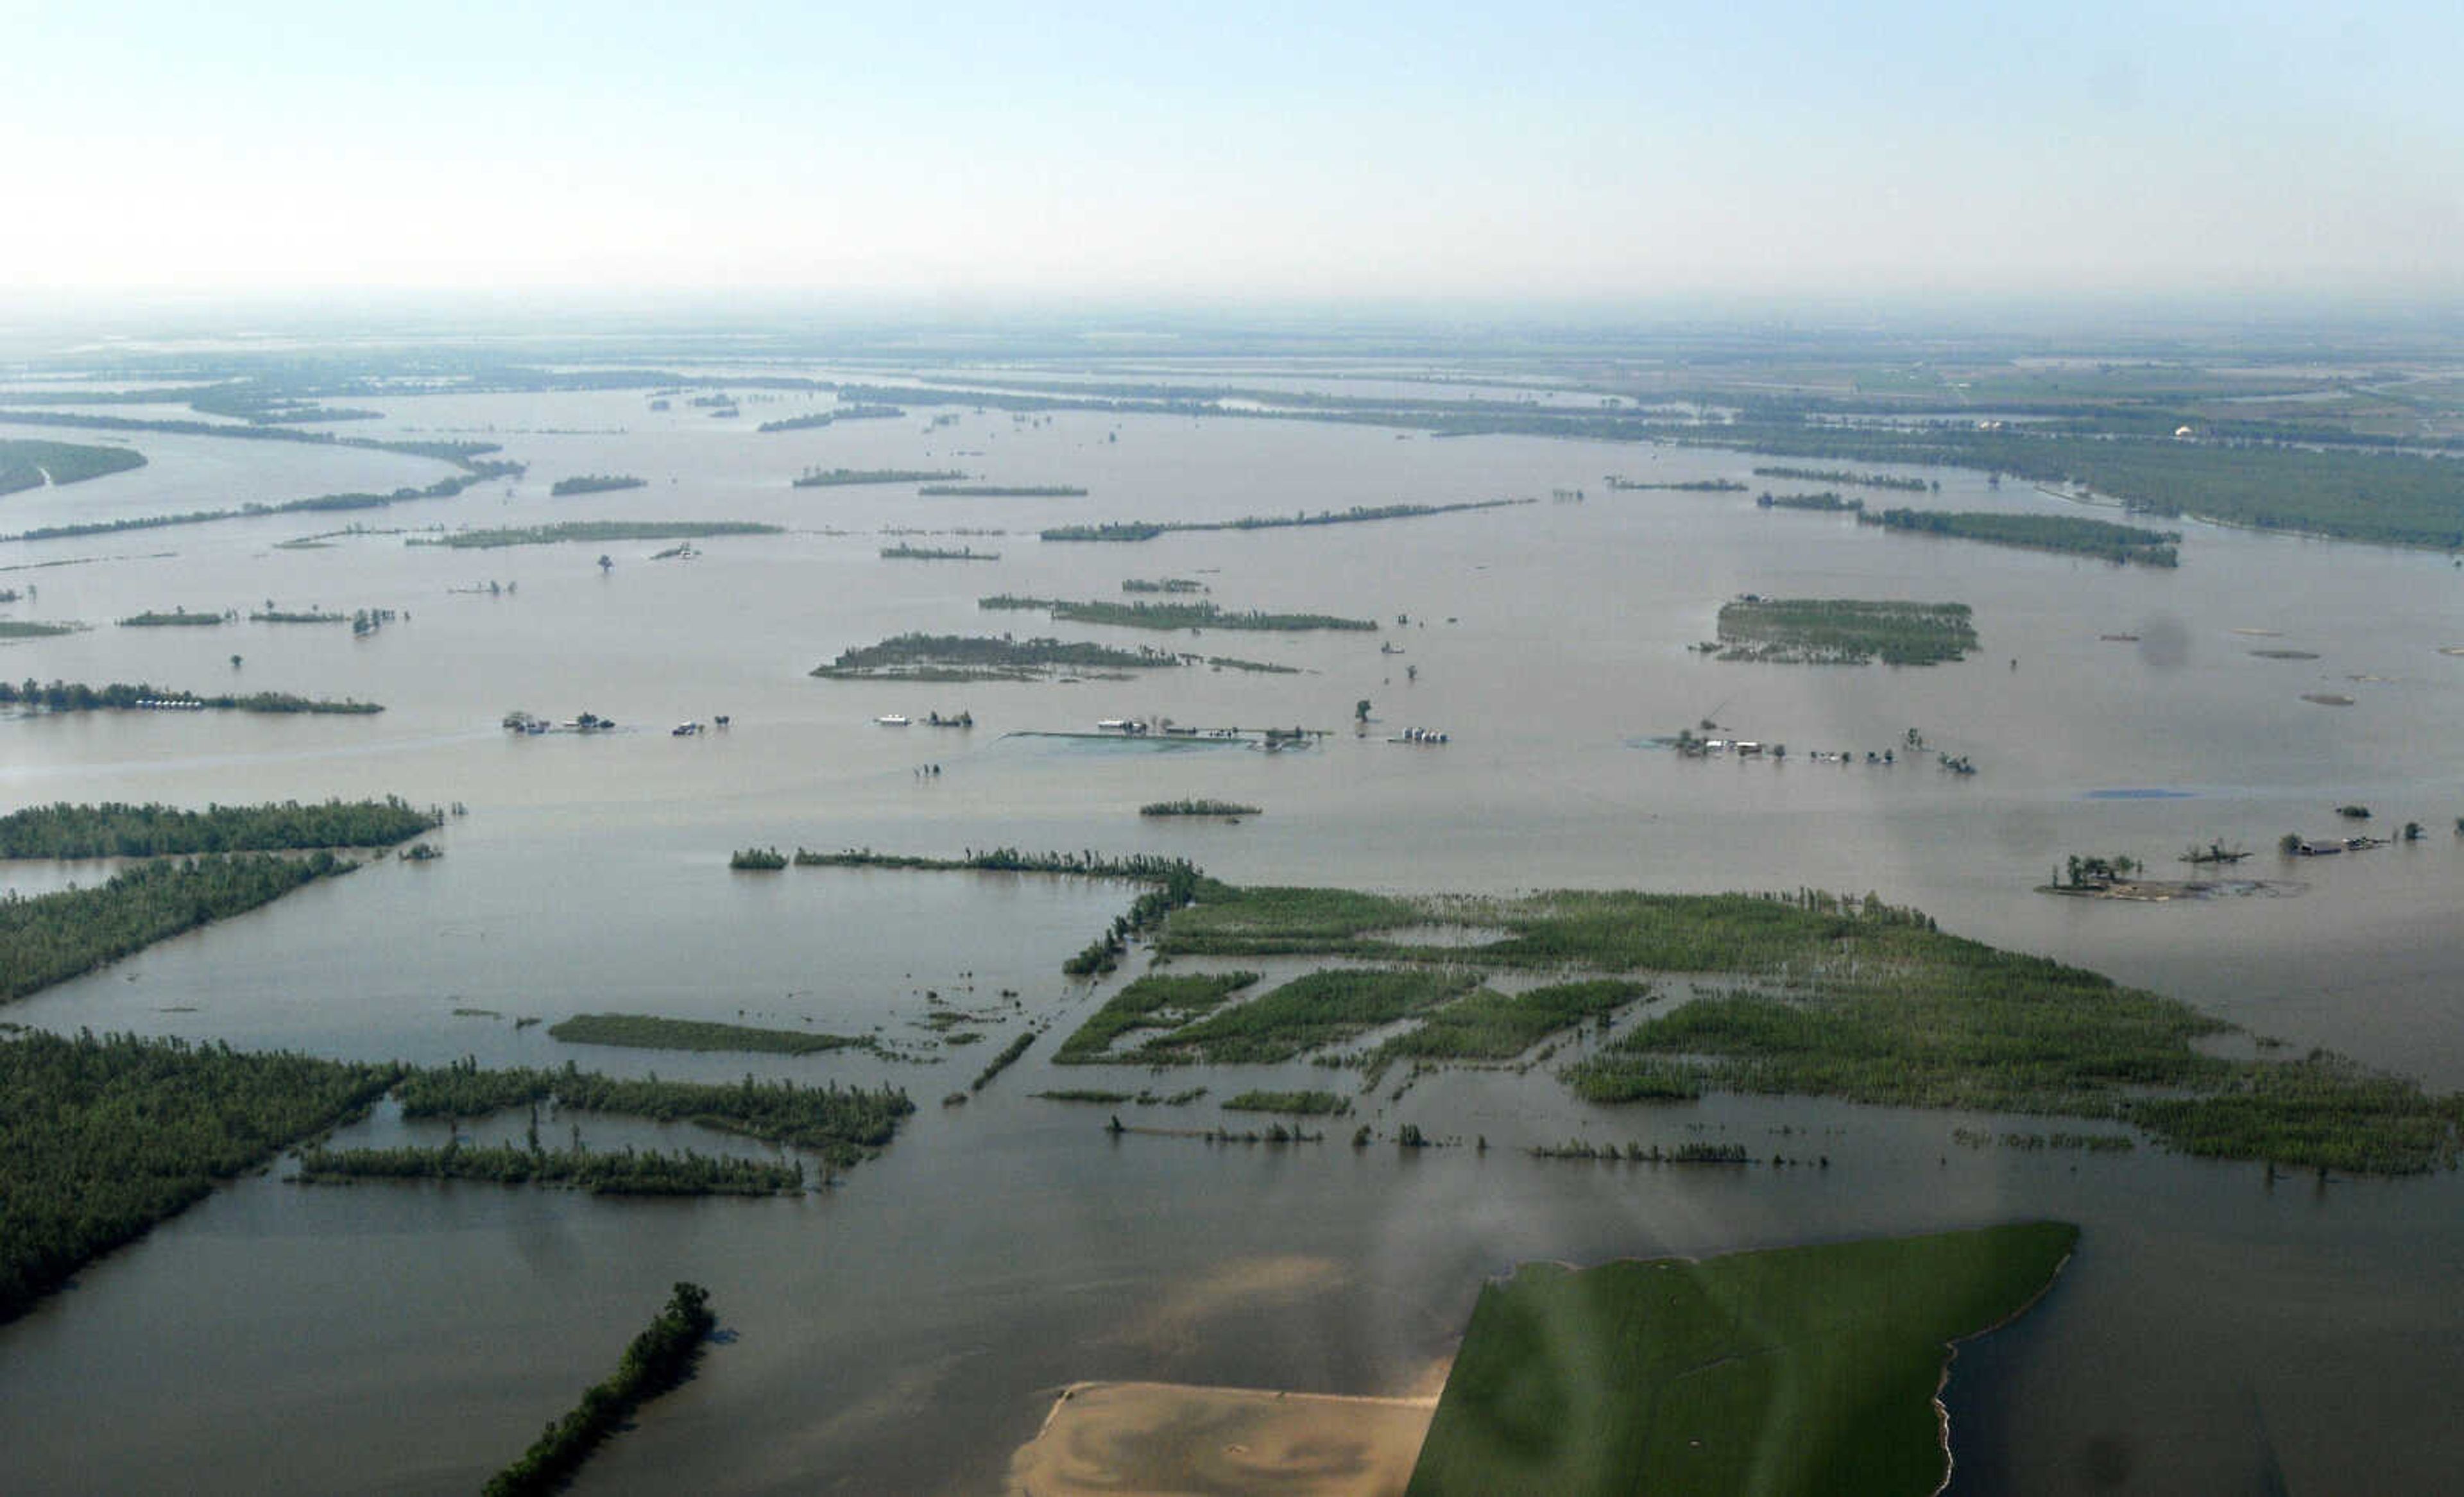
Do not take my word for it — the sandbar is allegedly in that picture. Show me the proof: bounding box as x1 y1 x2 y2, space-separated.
1007 1380 1439 1497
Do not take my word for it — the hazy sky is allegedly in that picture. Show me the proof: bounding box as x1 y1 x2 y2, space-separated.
7 1 2458 305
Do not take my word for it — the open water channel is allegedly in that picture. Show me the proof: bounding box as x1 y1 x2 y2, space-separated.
1 369 2459 1493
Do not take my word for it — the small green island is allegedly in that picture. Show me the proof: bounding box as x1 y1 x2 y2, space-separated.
1122 576 1206 594
1405 1223 2077 1497
1140 798 1262 817
0 620 80 638
1606 476 1747 492
793 466 968 486
409 521 782 550
810 633 1188 681
1711 597 1979 665
980 595 1377 631
1756 488 1861 511
548 474 647 497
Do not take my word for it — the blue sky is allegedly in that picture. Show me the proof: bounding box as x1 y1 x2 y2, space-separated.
6 1 2458 304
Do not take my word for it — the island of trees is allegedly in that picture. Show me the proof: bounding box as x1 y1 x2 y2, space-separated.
1140 798 1262 817
979 595 1377 631
0 797 438 858
0 851 362 1004
1711 597 1979 665
409 521 782 550
882 544 1000 561
549 474 647 496
117 608 228 628
794 466 967 486
1040 498 1533 543
810 633 1188 681
545 1013 871 1056
0 680 383 714
1752 464 1934 492
1860 507 2181 565
479 1283 715 1497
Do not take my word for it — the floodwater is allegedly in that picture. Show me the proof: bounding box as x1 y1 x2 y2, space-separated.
1 375 2461 1494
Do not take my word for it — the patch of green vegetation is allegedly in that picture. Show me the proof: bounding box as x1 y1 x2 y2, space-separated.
919 484 1088 497
1146 882 2461 1172
1140 798 1262 817
730 847 788 870
1715 597 1978 666
1133 968 1482 1065
481 1283 715 1497
980 595 1376 631
547 1013 871 1057
0 620 78 638
810 633 1186 681
397 1060 913 1170
1122 577 1205 593
294 1142 804 1195
248 610 348 623
0 1031 403 1323
1375 979 1650 1063
410 521 781 549
0 798 438 859
1863 509 2180 567
792 466 967 485
117 609 226 628
0 680 382 714
1203 654 1303 674
1041 499 1532 543
548 474 647 496
1405 1224 2076 1497
1032 1088 1135 1104
0 852 357 1004
0 438 148 495
1053 971 1260 1063
1222 1089 1349 1115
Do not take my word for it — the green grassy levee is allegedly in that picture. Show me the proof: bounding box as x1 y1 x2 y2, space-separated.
1407 1222 2078 1497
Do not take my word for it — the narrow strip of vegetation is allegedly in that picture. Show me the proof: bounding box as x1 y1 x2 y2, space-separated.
0 852 357 1004
1863 508 2180 566
1140 798 1261 817
295 1142 803 1195
980 595 1377 631
547 1013 871 1056
1054 971 1260 1063
117 609 226 628
479 1283 716 1497
1222 1090 1349 1115
792 466 966 485
409 521 781 550
1752 465 1933 492
0 798 437 858
0 680 382 714
1040 499 1532 542
882 544 1000 560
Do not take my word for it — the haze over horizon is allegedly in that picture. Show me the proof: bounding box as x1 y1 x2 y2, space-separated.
6 1 2461 307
